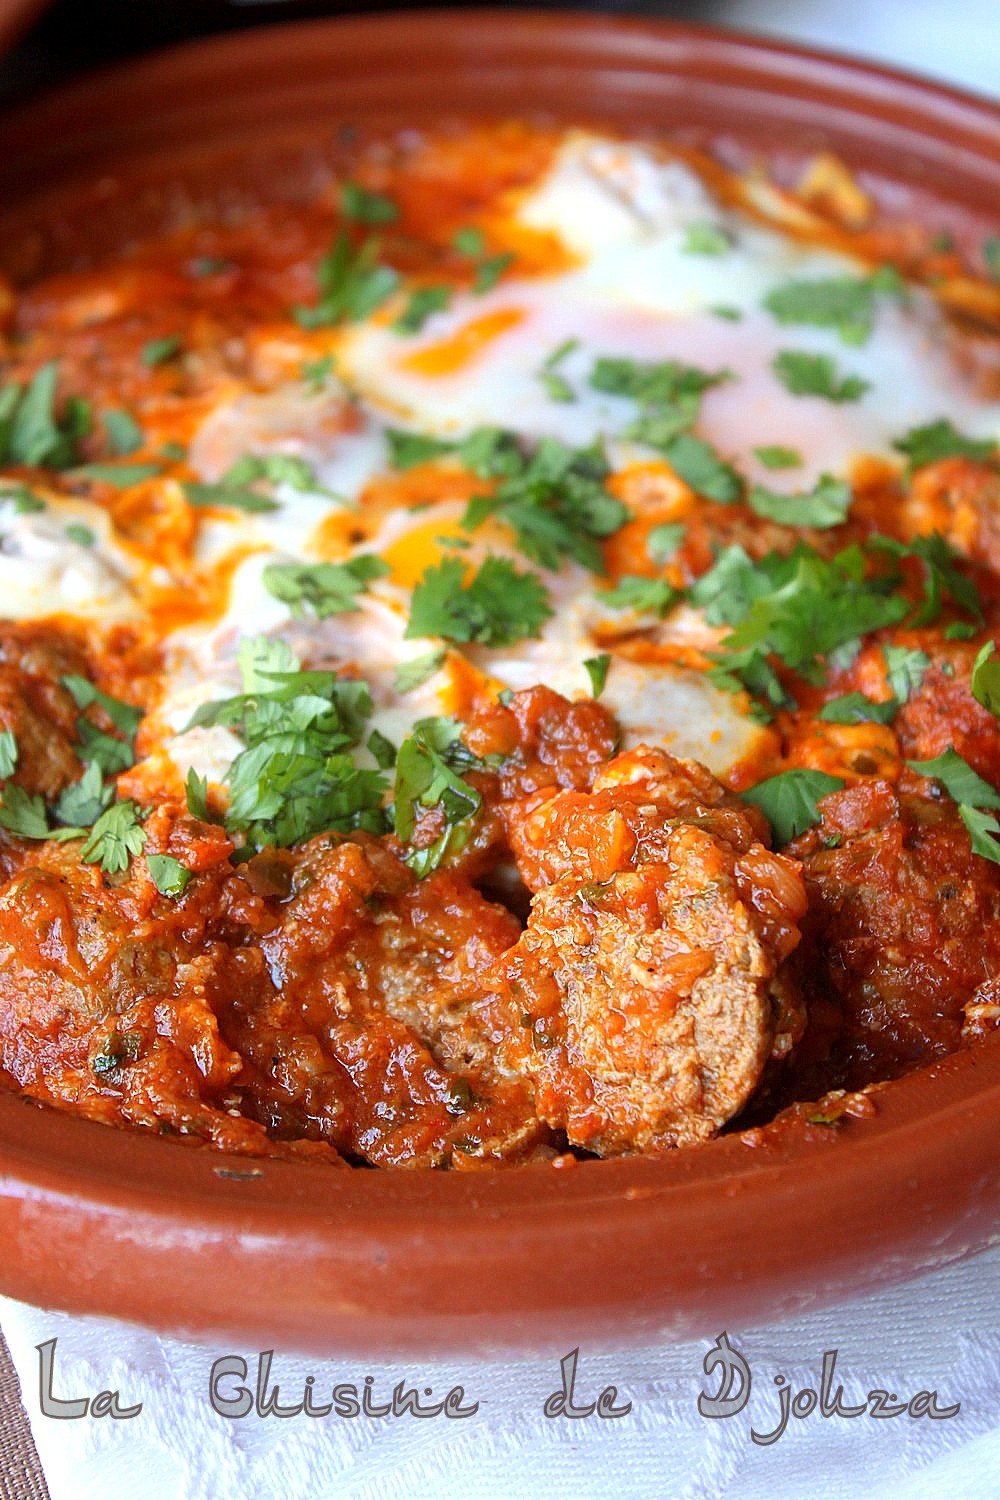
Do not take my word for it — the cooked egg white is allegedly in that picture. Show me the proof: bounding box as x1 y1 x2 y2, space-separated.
8 132 1000 793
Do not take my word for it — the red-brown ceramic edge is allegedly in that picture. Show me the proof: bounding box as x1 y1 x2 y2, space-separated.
0 11 998 1356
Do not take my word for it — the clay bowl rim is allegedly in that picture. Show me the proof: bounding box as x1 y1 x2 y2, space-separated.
0 9 998 1356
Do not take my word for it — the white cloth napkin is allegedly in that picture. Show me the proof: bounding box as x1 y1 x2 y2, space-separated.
3 1244 999 1500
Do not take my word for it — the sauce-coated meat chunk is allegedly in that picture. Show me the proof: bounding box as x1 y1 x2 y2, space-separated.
486 748 807 1153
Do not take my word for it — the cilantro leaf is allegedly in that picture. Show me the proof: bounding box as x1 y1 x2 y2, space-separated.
870 532 983 627
341 181 398 226
741 769 845 844
660 433 742 504
748 474 852 529
583 654 611 697
294 233 400 329
384 429 454 470
0 786 51 839
61 675 142 740
818 691 897 725
185 768 209 820
407 555 552 647
300 355 336 392
906 748 1000 809
892 419 995 470
599 575 677 617
185 637 388 851
0 362 90 469
393 285 451 334
537 339 580 404
985 238 1000 283
393 718 482 873
461 436 627 573
754 445 803 469
71 463 162 487
680 221 732 255
54 762 114 826
972 640 1000 717
646 522 685 564
884 644 931 703
79 801 146 875
0 482 45 513
103 409 143 456
772 350 870 403
959 804 1000 864
394 649 446 693
0 731 17 780
763 267 904 345
146 853 192 897
262 554 389 618
141 335 181 368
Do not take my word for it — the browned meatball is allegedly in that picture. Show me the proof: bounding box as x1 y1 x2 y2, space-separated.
0 622 89 801
786 776 1000 1090
483 749 807 1155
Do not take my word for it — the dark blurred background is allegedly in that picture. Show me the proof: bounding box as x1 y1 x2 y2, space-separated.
1 0 996 107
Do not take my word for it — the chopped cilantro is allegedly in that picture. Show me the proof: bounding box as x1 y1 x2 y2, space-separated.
393 717 483 874
301 355 336 392
537 338 580 403
680 221 732 255
341 181 398 226
294 233 399 329
79 801 147 875
892 419 995 470
262 554 389 618
972 640 1000 716
71 463 162 487
64 523 96 547
384 429 454 470
984 237 1000 283
103 409 143 456
710 304 743 321
184 453 327 513
394 649 446 693
960 805 1000 864
646 521 685 564
366 729 397 770
407 555 552 647
0 731 16 779
690 542 909 714
185 768 209 821
473 253 515 294
0 786 51 839
583 654 611 697
762 267 903 345
461 435 627 573
772 350 870 403
185 636 389 851
905 748 1000 809
141 335 181 368
869 532 983 627
0 363 90 469
0 483 45 513
748 474 852 529
884 644 931 702
741 769 845 844
660 433 741 503
55 762 113 826
818 691 897 725
599 575 677 617
589 357 728 451
146 853 192 897
754 445 803 469
393 285 451 334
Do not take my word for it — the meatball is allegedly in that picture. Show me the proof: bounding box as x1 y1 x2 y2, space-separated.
234 834 547 1167
0 622 90 801
484 748 807 1154
786 777 1000 1089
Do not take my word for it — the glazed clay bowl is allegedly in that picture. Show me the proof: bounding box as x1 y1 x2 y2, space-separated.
0 10 999 1357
